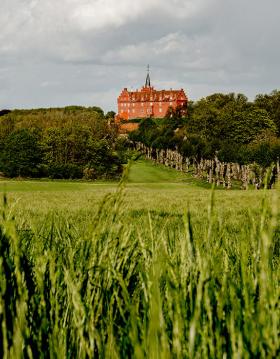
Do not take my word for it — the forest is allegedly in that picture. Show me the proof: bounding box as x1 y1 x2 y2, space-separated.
130 90 280 168
0 106 128 179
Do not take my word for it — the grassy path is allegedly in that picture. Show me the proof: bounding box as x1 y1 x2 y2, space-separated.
127 160 188 183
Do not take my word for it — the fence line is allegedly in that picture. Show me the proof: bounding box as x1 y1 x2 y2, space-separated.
134 142 279 189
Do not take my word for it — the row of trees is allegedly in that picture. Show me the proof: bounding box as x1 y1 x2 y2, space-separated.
129 90 280 167
1 90 279 179
0 107 128 179
135 142 279 190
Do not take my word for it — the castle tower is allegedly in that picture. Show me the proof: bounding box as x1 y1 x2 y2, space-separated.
145 65 151 88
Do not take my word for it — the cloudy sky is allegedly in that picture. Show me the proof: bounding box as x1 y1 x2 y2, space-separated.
0 0 279 112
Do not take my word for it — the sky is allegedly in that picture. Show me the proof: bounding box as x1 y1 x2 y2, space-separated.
0 0 279 112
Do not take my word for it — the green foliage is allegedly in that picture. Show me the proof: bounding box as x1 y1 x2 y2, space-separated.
105 110 116 119
47 163 83 179
180 135 209 159
0 107 129 179
187 93 276 144
85 139 122 178
130 91 280 166
0 129 42 177
115 137 135 164
164 104 188 129
255 90 280 135
221 108 276 144
218 142 251 164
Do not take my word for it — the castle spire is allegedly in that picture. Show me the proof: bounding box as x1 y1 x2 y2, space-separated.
145 64 151 87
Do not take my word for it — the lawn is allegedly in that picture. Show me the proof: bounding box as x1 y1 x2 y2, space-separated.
0 160 279 358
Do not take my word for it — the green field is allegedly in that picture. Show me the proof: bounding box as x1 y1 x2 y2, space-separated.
0 160 279 358
0 160 270 218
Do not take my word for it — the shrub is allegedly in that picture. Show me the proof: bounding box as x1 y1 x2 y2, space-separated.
47 163 83 179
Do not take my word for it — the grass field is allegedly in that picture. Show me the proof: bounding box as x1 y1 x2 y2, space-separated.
0 160 279 358
0 159 271 218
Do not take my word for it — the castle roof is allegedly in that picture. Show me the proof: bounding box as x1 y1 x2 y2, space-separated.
118 88 187 102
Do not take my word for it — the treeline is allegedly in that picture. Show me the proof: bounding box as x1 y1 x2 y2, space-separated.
0 106 129 179
129 90 280 167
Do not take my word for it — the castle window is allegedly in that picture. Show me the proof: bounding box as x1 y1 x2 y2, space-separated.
150 102 153 106
159 108 162 113
141 103 144 107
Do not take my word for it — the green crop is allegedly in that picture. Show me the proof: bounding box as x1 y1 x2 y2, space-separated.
0 161 279 358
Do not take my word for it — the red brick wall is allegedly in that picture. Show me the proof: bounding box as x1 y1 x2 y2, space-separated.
117 87 188 121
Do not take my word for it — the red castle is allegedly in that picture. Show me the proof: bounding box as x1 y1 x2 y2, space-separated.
116 66 188 132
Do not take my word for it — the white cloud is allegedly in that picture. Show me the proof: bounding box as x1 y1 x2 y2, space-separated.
70 0 212 31
70 0 157 31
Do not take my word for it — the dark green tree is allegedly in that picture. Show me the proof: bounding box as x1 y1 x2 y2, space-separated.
86 139 122 178
0 129 43 177
255 90 280 135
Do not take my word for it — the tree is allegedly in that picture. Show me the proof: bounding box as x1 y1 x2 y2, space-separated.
222 108 276 144
255 90 280 135
85 139 122 178
164 104 188 129
106 111 116 120
0 107 128 179
0 129 43 177
129 118 158 146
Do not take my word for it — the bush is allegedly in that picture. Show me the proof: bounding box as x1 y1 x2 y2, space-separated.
47 164 83 179
251 142 274 167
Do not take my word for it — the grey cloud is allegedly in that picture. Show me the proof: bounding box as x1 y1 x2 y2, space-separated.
0 0 279 111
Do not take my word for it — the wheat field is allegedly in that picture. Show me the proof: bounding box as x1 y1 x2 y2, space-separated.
0 160 279 358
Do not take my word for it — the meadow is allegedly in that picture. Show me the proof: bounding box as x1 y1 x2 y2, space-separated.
0 160 279 358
